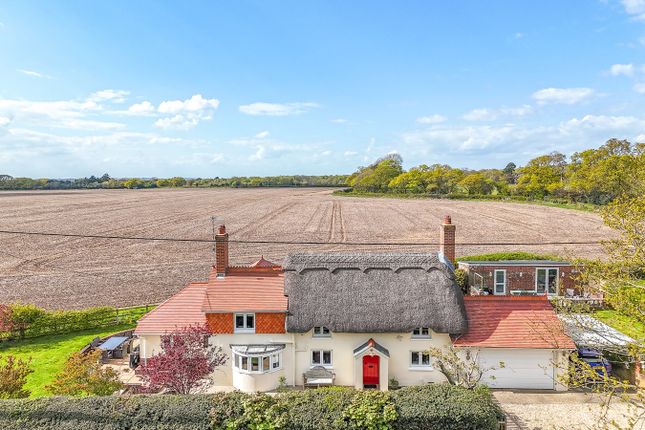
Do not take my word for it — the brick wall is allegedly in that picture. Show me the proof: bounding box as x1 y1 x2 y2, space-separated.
206 312 286 334
459 264 578 295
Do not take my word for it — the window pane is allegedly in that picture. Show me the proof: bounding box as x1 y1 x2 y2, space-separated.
323 351 332 365
263 356 270 372
312 350 320 364
536 269 546 293
548 269 558 294
235 315 244 328
412 328 421 335
314 326 321 334
251 357 259 371
272 354 280 369
241 356 248 370
422 328 429 336
322 327 330 335
495 271 504 283
233 354 238 368
422 353 430 366
246 314 255 329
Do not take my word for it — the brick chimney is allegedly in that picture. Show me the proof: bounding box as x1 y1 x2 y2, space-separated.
439 215 456 265
215 224 229 276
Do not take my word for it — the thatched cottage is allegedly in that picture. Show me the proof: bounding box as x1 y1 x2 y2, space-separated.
135 217 574 392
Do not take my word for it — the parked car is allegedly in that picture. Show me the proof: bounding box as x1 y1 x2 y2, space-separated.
576 347 612 376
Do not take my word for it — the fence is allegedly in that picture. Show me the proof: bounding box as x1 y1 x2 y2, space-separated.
0 303 158 342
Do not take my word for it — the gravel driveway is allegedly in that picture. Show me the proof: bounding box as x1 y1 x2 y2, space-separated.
493 391 642 430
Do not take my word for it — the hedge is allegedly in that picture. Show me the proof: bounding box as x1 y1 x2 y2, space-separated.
457 251 563 262
0 385 504 430
0 304 154 341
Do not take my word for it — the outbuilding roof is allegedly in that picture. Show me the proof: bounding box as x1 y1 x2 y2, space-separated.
283 252 468 334
454 296 576 349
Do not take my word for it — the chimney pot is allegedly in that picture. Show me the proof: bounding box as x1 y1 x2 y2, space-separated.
443 215 452 225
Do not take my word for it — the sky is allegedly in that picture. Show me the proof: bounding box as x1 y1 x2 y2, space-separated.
1 0 645 178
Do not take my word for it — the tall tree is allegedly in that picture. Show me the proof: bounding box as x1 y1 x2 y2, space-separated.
515 151 567 197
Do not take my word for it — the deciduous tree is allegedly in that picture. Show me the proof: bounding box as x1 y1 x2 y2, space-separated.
47 350 122 396
138 324 227 394
0 355 33 399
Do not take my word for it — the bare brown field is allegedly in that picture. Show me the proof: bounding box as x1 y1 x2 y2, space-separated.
0 188 613 309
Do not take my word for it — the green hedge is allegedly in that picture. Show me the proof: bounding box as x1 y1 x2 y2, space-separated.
457 252 563 262
0 385 503 429
0 395 214 430
1 304 154 341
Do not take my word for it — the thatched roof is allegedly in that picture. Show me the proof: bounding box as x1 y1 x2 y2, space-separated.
283 253 468 334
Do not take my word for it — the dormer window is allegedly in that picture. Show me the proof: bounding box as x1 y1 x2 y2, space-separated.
313 326 331 337
411 327 431 339
234 313 255 333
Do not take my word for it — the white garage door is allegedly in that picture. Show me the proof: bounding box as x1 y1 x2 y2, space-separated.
478 348 555 390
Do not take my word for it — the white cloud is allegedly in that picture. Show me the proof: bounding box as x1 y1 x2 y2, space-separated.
344 150 358 156
154 94 220 129
513 32 524 39
239 102 319 116
230 134 320 161
127 101 156 115
18 69 53 79
634 82 645 93
154 114 199 130
608 63 635 77
532 87 595 105
255 130 270 138
416 114 446 124
463 105 533 121
622 0 645 20
0 117 10 127
89 89 130 103
331 118 348 124
158 94 220 114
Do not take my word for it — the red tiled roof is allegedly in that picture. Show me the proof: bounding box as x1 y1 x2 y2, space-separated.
202 272 287 313
454 296 576 349
134 282 208 335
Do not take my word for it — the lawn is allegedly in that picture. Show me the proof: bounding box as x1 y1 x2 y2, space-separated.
0 324 135 397
594 310 644 341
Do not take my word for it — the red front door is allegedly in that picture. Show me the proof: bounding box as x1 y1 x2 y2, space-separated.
362 355 380 386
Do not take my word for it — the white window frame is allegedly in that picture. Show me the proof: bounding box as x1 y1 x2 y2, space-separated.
535 268 559 296
233 351 283 374
312 326 331 338
234 313 255 333
494 269 506 295
411 327 432 339
311 349 333 367
409 351 432 370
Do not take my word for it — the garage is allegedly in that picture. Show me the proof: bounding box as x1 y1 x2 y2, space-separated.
478 348 555 389
454 296 575 391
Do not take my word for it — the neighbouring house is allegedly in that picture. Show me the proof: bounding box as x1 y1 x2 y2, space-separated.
135 217 574 392
457 259 579 297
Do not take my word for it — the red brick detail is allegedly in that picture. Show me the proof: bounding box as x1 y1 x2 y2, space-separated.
256 313 286 334
440 215 456 264
206 313 233 334
215 225 229 275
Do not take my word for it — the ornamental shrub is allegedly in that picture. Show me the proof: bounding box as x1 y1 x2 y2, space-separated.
341 390 397 430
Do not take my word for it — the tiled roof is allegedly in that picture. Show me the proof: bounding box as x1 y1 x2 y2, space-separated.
202 272 287 313
134 282 208 335
454 296 576 349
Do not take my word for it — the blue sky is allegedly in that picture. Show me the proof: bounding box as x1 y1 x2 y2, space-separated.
1 0 644 178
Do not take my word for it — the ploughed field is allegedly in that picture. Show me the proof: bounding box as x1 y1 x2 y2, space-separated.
0 188 613 309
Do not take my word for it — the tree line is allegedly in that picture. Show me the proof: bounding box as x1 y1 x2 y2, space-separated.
0 174 348 190
346 138 644 205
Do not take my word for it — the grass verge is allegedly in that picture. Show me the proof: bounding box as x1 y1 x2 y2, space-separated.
0 324 135 397
593 310 644 340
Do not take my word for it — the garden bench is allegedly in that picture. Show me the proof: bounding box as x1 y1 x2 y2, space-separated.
303 366 335 388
